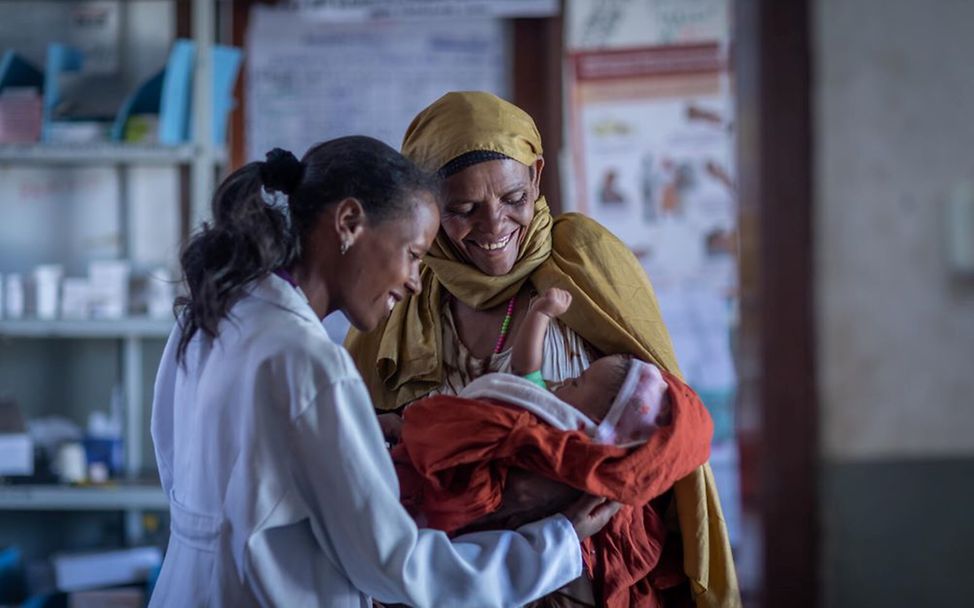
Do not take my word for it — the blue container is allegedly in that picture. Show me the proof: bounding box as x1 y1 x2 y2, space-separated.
82 437 124 478
0 545 26 604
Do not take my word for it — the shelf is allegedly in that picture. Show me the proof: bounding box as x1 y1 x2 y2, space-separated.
0 318 174 339
0 143 227 165
0 483 168 511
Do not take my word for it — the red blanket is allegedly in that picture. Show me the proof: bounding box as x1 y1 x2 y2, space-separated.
392 370 713 607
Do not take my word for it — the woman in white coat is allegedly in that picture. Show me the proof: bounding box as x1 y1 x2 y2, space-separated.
149 136 619 607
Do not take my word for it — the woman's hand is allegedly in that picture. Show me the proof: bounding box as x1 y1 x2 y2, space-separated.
530 287 572 318
563 495 622 541
377 412 403 446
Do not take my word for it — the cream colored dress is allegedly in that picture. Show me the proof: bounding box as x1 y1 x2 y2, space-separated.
431 303 597 398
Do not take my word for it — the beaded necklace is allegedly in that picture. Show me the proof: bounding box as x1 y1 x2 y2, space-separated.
493 295 517 354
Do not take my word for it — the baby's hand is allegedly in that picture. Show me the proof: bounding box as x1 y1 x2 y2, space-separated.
530 287 572 318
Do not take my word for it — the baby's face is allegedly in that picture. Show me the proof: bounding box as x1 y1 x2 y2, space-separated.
552 357 621 421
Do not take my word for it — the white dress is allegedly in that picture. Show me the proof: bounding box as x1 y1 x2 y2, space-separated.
149 274 582 608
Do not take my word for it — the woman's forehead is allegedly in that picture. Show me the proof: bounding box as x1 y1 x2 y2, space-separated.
444 159 531 196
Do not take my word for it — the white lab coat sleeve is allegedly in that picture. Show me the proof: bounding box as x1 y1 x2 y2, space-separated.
291 374 583 608
150 326 180 497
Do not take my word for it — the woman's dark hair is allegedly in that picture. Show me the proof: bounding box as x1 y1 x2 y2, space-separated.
174 135 438 361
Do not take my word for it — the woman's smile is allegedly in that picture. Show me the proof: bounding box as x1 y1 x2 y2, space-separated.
386 290 404 313
468 228 519 253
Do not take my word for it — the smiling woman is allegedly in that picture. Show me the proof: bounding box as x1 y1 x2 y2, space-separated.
174 136 441 358
335 190 439 330
346 92 741 607
439 156 542 277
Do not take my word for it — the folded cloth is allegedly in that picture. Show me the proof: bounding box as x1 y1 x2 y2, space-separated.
461 359 672 448
393 369 713 608
459 373 598 433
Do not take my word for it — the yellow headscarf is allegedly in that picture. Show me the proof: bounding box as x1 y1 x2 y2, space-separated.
345 91 740 607
402 90 543 172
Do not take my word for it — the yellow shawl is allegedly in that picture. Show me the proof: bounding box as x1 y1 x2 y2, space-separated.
345 91 741 607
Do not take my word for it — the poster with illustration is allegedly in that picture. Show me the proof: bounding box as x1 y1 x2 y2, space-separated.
569 44 736 297
568 43 737 435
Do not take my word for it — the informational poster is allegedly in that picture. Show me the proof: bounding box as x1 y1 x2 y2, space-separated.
289 0 558 19
569 45 735 298
567 27 738 498
246 6 509 161
566 0 729 51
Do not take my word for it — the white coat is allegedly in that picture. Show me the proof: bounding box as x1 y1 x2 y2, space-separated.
149 274 582 607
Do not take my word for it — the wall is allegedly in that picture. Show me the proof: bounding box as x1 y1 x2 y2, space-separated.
815 0 974 605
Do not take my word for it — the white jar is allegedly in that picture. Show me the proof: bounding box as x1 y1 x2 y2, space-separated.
4 273 25 319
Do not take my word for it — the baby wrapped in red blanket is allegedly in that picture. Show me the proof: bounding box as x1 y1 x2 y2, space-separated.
390 289 713 607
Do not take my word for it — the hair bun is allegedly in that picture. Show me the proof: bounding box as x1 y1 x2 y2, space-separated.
260 148 304 195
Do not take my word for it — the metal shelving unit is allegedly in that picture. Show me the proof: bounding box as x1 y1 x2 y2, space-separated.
0 0 221 542
0 484 168 511
0 318 173 339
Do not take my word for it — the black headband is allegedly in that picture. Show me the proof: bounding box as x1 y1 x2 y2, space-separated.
438 150 512 178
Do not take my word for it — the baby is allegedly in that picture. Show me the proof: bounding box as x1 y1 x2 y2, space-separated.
502 286 670 445
379 287 683 538
378 288 670 447
439 287 672 532
513 286 630 421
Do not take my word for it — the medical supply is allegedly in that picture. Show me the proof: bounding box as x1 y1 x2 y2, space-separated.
88 260 130 319
60 277 91 319
83 388 125 477
87 461 109 484
55 442 87 483
4 273 25 319
0 399 33 476
33 264 63 320
145 266 175 319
